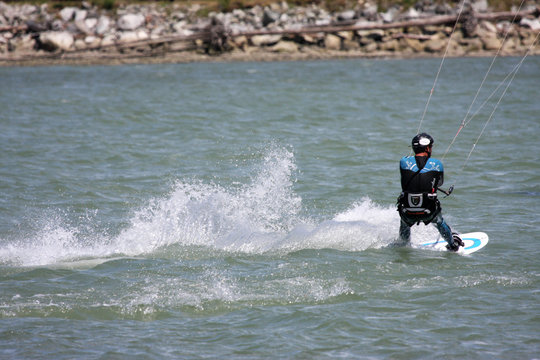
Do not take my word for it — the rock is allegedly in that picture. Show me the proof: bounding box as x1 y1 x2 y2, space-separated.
337 10 356 21
0 36 7 53
363 42 378 52
231 35 248 49
85 35 99 45
85 18 97 32
360 1 379 20
117 14 145 31
357 29 384 42
172 20 188 33
0 2 14 23
381 6 400 23
101 34 116 47
262 8 279 27
74 19 92 34
171 11 186 21
25 20 48 33
250 34 282 46
40 31 74 51
471 0 489 13
270 40 298 52
74 10 87 22
424 37 446 52
74 38 86 50
501 36 519 53
9 34 35 52
337 31 354 41
59 7 76 22
404 38 424 52
117 31 139 44
151 25 166 37
380 38 400 51
0 1 535 62
520 28 538 46
51 19 63 31
300 33 324 44
480 21 498 34
324 34 341 50
95 16 110 35
521 18 540 31
136 29 148 40
482 35 501 50
401 7 420 20
461 37 483 52
343 38 360 50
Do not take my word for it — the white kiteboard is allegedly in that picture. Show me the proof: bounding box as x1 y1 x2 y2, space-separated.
417 232 489 255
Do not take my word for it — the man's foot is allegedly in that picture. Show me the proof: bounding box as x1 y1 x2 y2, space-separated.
446 232 464 252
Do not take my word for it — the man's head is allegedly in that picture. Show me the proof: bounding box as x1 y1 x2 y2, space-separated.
412 133 434 155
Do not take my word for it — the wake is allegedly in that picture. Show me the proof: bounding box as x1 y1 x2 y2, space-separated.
0 146 439 267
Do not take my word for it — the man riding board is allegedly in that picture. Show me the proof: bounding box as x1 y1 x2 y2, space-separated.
397 133 464 251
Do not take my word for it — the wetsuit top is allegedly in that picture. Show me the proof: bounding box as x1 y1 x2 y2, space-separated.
400 155 444 193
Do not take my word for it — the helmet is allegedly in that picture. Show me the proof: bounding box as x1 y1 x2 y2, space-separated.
411 133 434 154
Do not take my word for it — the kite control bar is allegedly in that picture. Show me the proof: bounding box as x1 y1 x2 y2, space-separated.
437 185 454 197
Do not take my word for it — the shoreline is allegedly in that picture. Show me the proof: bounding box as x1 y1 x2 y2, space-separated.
1 47 535 67
1 1 539 67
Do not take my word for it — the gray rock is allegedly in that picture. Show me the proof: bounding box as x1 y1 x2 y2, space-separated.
39 31 74 51
95 16 111 35
337 10 356 21
60 7 76 22
85 18 97 32
424 37 446 52
250 34 282 46
117 13 145 31
324 34 341 50
74 9 87 22
262 8 280 27
117 31 138 44
521 18 540 31
270 40 298 52
381 7 400 23
471 0 489 13
75 19 95 34
51 19 64 31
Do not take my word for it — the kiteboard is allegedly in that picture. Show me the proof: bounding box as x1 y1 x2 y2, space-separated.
418 232 489 255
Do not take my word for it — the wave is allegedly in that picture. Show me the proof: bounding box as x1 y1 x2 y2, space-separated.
0 145 439 267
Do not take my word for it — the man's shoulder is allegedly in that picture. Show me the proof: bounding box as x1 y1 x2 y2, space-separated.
400 156 416 169
425 157 444 171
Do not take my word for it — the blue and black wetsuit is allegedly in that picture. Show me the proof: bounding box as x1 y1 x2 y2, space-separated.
397 155 454 245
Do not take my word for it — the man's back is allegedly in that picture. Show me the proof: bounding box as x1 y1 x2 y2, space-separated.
400 155 444 193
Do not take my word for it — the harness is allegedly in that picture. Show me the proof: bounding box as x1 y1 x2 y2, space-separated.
397 157 441 226
397 191 441 226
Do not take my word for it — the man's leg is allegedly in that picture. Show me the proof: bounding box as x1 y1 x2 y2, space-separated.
433 212 454 245
399 218 411 245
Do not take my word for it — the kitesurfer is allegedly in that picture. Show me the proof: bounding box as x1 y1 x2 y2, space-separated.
397 133 464 251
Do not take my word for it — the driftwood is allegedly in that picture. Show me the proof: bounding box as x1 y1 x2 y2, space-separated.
0 25 28 32
234 7 539 37
1 7 538 62
101 7 539 51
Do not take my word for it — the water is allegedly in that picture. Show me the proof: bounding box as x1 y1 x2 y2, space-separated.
1 56 539 359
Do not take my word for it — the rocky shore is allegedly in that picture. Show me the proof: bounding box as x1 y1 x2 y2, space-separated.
0 1 539 66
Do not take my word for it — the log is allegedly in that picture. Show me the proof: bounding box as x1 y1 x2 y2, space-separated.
231 8 539 38
13 7 536 58
0 25 28 32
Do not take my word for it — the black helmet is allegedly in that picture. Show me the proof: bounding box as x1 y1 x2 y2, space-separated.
412 133 434 154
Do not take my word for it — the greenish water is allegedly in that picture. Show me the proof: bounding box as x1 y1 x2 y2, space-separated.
1 57 539 359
